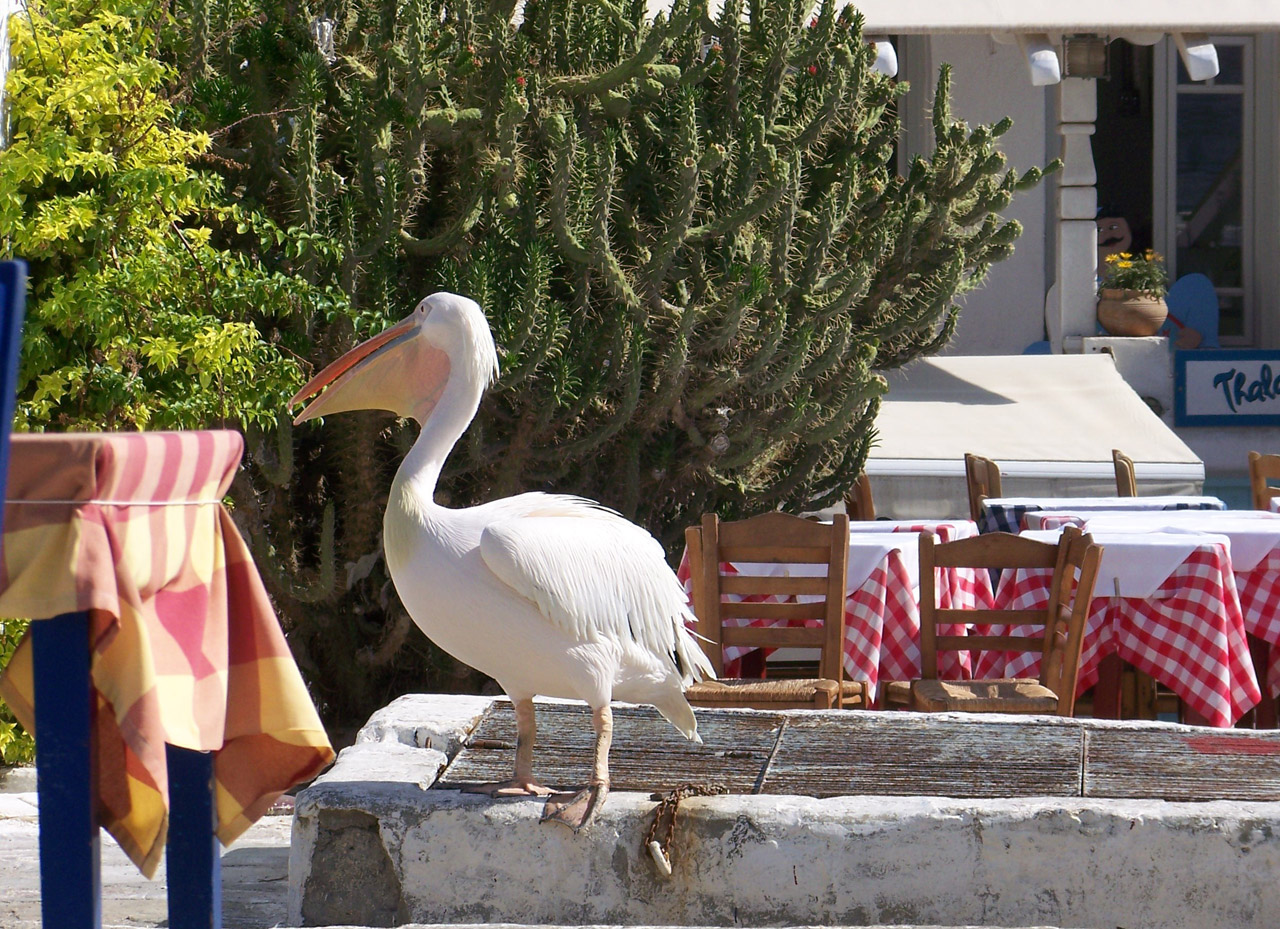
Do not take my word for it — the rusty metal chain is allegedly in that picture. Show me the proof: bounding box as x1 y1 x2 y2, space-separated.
644 784 727 878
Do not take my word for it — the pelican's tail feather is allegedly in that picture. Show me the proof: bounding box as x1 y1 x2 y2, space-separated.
654 693 702 743
674 609 716 685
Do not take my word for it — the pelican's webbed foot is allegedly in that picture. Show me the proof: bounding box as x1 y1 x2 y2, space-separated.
541 782 608 832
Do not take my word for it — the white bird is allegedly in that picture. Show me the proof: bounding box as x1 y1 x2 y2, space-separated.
290 292 714 830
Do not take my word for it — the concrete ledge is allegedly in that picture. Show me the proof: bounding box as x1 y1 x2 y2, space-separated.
0 765 37 794
290 926 1059 929
290 696 1280 929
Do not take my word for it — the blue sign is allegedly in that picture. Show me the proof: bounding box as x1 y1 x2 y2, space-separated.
1175 349 1280 426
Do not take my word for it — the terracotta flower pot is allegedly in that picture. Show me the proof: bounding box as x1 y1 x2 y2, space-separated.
1096 288 1168 337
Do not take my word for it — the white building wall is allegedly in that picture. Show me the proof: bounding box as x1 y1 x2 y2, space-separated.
926 35 1053 356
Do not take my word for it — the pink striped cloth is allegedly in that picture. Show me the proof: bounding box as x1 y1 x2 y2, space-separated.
0 431 333 876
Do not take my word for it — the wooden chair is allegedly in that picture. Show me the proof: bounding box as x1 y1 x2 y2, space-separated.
684 511 868 709
845 473 875 521
1112 448 1137 496
964 453 1002 523
1248 451 1280 511
883 527 1102 716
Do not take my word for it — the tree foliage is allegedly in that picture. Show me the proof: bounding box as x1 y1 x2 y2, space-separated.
0 0 350 432
0 0 353 742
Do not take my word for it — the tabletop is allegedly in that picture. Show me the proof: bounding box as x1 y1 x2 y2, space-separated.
978 494 1227 534
0 431 334 876
976 527 1261 727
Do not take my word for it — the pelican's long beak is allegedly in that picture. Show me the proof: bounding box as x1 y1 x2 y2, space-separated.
290 314 447 425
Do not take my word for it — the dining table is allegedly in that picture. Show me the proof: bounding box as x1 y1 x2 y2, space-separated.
974 526 1262 728
977 494 1227 535
1024 508 1280 724
0 431 335 928
676 518 995 703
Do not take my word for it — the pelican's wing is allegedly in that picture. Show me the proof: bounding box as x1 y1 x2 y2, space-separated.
478 498 713 683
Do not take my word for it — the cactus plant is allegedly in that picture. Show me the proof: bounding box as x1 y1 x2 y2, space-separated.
192 0 1053 721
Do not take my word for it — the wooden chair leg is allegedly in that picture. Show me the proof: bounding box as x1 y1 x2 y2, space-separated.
1091 653 1124 719
1246 635 1278 729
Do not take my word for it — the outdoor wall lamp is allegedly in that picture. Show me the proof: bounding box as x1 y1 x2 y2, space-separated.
1062 34 1109 79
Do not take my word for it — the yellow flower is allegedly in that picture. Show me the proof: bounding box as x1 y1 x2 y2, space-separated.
1117 252 1133 260
1105 253 1120 264
1117 261 1134 269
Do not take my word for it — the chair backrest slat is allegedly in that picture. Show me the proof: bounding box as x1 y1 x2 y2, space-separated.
721 626 827 649
688 511 850 683
719 575 829 597
719 600 829 622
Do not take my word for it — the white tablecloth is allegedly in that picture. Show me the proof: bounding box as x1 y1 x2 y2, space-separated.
1021 527 1233 599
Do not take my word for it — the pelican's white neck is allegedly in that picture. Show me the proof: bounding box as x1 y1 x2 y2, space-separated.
392 362 486 507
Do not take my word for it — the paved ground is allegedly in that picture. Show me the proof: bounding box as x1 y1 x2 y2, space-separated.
0 783 293 929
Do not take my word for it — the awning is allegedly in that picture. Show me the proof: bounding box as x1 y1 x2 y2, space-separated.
646 0 1280 84
865 354 1205 519
850 1 1280 35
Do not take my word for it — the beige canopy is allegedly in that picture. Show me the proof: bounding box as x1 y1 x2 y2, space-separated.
849 1 1280 34
865 354 1204 519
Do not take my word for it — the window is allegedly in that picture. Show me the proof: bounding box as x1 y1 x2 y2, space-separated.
1155 37 1253 343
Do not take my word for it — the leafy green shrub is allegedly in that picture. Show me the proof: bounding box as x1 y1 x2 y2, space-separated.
0 620 34 766
1 0 353 432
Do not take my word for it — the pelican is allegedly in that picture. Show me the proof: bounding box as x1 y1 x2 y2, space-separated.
290 292 714 830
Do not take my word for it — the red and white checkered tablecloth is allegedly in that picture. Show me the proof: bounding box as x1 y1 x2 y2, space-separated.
1234 546 1280 696
1026 513 1280 699
974 542 1261 727
675 533 994 704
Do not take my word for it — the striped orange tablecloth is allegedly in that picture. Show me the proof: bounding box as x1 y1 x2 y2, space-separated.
0 431 334 876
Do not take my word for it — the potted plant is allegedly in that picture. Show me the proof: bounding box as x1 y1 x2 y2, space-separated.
1097 250 1170 336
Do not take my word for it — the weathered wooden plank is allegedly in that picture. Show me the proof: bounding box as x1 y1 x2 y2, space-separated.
440 704 1280 801
437 701 781 794
1084 726 1280 801
765 714 1084 798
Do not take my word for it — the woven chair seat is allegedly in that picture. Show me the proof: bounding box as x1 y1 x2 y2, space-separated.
880 679 912 708
838 679 868 708
686 678 840 710
911 677 1059 714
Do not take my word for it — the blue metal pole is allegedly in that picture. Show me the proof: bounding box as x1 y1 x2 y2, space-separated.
32 610 101 929
166 744 222 929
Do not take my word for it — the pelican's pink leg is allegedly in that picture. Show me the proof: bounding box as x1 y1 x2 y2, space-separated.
542 704 611 831
463 697 553 797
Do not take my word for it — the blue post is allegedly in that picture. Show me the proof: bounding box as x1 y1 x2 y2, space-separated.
32 610 101 929
166 744 222 929
0 259 27 508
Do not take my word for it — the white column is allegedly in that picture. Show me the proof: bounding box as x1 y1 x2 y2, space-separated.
1049 77 1099 352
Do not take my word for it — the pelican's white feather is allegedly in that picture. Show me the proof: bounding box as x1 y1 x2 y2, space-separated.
478 495 714 687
